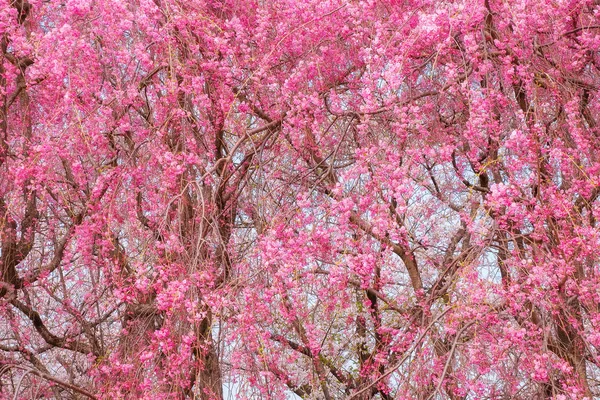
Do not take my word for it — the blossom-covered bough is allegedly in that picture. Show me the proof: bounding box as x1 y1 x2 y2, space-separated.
1 0 600 398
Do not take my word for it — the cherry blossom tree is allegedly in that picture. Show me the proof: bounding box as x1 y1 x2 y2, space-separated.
2 0 600 399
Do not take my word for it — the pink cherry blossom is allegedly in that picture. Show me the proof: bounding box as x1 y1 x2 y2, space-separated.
1 0 600 399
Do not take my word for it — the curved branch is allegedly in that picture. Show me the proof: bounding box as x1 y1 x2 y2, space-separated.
4 363 97 400
11 299 96 355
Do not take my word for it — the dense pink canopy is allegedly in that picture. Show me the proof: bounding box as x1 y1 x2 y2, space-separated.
1 0 600 398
